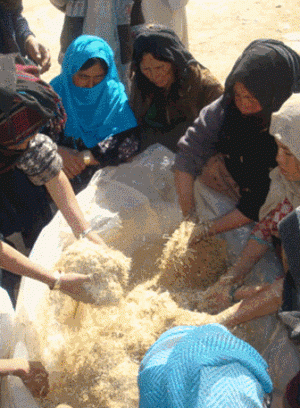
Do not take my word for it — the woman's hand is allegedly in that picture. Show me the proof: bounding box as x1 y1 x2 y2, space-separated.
202 277 233 313
25 35 51 74
234 283 271 301
13 358 49 397
202 273 270 314
58 273 96 304
58 146 87 179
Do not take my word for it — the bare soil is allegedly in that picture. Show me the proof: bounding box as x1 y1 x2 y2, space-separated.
23 0 300 84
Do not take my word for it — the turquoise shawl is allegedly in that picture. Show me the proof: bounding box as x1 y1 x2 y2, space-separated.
138 324 273 407
50 35 137 148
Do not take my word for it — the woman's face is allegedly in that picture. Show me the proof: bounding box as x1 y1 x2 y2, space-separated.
140 53 175 90
233 82 263 115
72 62 106 88
276 140 300 181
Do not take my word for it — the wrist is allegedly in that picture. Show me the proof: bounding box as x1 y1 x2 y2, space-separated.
74 226 93 240
229 283 242 304
24 34 35 48
82 150 92 166
11 358 29 377
48 271 63 290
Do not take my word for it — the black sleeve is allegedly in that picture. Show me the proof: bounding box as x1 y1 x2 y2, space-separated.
236 175 272 221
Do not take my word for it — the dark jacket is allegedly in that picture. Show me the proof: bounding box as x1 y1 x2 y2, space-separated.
0 5 33 56
175 39 300 221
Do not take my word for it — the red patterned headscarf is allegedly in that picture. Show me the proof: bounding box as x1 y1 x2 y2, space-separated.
0 54 66 173
0 56 66 148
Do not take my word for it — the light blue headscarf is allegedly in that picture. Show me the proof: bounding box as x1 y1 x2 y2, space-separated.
138 324 273 408
50 35 137 148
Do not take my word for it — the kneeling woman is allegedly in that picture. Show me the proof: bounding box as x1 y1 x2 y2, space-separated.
50 35 139 192
206 93 300 323
130 24 224 153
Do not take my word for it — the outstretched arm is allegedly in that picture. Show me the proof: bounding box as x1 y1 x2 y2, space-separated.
0 240 96 302
208 209 252 236
174 170 196 218
203 238 270 313
216 278 283 327
45 170 103 245
0 358 49 397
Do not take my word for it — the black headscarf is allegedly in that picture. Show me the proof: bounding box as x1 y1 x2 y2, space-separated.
132 24 202 96
224 39 300 117
215 39 300 221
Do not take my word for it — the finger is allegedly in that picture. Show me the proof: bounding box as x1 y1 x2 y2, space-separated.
39 50 51 74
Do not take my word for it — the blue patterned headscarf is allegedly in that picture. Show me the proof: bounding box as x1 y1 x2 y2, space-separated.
138 324 273 408
50 35 137 148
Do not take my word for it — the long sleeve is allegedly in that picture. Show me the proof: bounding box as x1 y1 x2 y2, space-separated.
174 97 225 177
16 134 63 186
13 7 33 56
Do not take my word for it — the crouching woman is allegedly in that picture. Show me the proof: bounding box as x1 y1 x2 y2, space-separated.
0 56 102 246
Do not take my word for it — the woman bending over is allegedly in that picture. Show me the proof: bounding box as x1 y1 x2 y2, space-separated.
130 24 223 153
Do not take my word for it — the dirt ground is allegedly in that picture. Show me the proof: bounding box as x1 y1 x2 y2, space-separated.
22 0 300 85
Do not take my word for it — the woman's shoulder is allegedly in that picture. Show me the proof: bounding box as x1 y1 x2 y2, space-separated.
178 63 224 116
50 75 63 95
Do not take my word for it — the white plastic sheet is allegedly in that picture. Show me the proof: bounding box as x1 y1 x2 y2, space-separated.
8 144 299 406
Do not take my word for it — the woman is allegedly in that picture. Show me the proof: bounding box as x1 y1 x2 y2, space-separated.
175 39 300 234
51 0 142 87
51 34 140 193
203 93 300 321
130 24 223 153
138 324 272 408
0 56 103 302
198 94 300 408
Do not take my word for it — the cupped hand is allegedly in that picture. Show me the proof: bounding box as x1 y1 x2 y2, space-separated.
58 273 97 304
25 35 51 74
58 146 86 179
14 359 49 397
188 221 212 247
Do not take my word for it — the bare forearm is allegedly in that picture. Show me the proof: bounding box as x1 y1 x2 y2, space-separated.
229 238 269 284
0 241 56 288
45 170 89 237
0 358 28 377
217 279 283 328
209 208 252 235
174 170 196 216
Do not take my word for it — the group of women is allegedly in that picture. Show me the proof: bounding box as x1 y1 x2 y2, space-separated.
1 20 300 408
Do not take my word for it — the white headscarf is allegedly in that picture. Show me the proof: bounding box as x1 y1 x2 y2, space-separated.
259 93 300 220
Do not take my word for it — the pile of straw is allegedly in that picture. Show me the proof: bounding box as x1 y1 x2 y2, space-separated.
38 278 216 408
158 221 228 290
35 225 229 408
55 238 130 306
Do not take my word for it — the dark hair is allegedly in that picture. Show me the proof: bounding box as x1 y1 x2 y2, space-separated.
131 25 195 98
79 58 108 75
